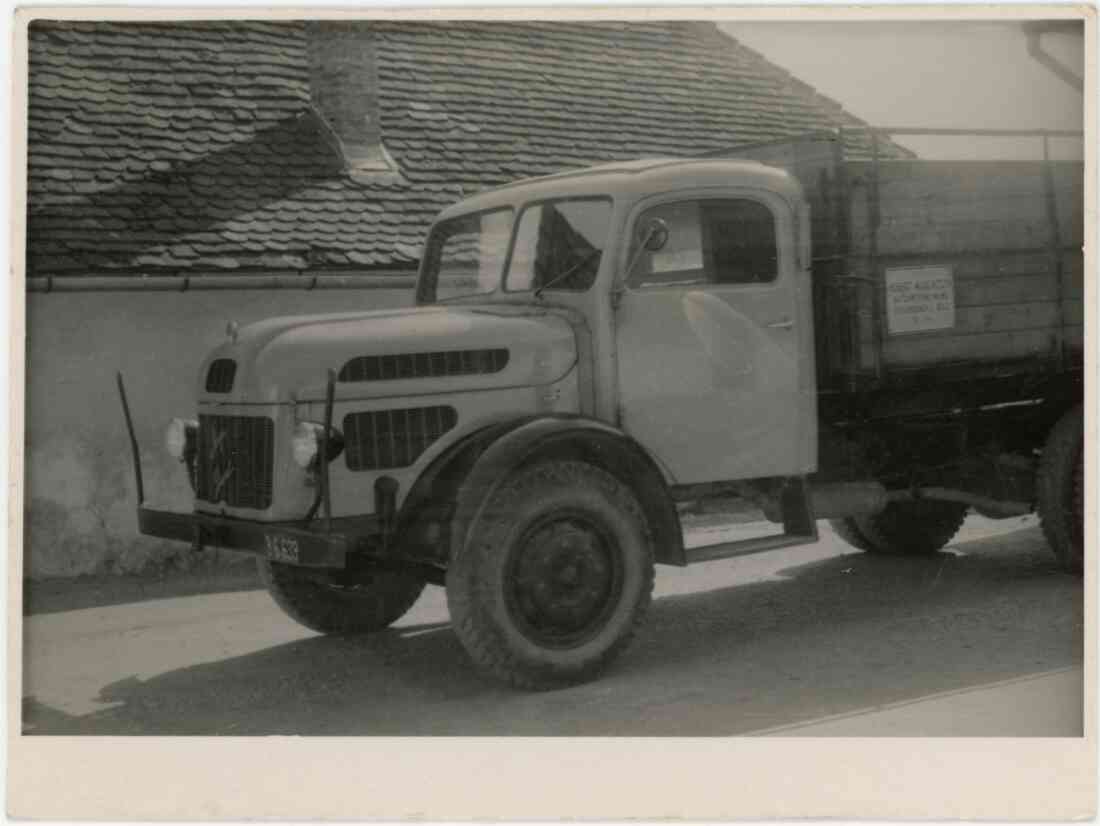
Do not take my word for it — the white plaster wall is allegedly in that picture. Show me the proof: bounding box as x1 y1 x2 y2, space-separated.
24 287 412 579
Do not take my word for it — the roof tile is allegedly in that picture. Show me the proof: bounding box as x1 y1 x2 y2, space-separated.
27 19 890 275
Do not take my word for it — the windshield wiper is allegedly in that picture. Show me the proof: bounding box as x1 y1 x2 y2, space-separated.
533 249 601 299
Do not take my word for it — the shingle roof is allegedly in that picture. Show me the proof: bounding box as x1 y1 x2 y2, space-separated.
26 20 890 276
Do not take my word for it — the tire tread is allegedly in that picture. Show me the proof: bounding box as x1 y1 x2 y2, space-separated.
828 517 876 552
1037 405 1084 574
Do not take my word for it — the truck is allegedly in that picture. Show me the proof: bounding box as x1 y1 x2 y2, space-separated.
120 131 1085 690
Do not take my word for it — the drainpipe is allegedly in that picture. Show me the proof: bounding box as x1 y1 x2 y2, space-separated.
1022 21 1084 93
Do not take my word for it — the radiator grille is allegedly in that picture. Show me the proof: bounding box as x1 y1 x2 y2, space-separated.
195 415 274 509
205 359 237 393
344 406 458 471
339 349 509 383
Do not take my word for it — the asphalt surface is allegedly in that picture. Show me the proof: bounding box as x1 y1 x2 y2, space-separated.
22 516 1084 736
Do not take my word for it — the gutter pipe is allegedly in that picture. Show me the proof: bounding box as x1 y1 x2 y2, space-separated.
27 271 421 293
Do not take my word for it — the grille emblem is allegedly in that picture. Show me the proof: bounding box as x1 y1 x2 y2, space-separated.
196 415 274 510
210 463 236 502
207 429 235 502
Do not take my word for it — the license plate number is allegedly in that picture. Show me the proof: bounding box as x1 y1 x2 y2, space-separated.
264 533 300 564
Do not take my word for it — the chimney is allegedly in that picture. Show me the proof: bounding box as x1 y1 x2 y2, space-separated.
306 22 397 177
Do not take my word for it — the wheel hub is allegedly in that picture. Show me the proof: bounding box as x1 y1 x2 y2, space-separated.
506 516 623 648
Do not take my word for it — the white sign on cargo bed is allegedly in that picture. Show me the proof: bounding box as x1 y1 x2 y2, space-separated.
885 265 955 335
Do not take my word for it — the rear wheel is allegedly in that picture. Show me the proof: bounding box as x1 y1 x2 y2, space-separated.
834 500 967 556
447 460 655 690
828 517 875 552
259 560 425 634
1037 405 1084 574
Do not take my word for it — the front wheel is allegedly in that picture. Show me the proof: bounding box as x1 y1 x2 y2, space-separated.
259 559 425 634
446 461 655 690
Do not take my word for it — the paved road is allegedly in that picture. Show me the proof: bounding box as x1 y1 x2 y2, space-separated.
22 516 1083 736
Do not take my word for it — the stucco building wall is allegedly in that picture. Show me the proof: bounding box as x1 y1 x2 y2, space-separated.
24 288 411 579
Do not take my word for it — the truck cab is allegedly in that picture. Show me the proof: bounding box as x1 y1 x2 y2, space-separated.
415 158 817 483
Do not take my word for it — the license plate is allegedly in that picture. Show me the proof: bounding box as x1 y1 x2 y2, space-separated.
264 532 300 564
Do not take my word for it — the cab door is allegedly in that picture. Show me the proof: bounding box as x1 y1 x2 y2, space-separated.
614 191 815 484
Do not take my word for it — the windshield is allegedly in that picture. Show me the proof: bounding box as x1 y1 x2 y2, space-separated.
417 208 513 303
505 197 612 293
417 197 613 303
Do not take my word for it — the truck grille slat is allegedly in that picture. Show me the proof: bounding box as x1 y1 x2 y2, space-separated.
370 408 381 467
338 349 509 383
344 405 458 471
195 414 274 509
388 410 400 467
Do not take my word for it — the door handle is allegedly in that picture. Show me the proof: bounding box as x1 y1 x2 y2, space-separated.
766 318 795 329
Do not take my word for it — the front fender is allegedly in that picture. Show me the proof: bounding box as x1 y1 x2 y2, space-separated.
440 416 685 567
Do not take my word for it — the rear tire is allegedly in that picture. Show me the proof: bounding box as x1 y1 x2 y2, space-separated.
447 460 655 690
836 500 967 556
259 559 425 634
1037 405 1084 574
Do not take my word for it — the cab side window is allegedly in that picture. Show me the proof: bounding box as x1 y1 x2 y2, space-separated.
627 198 778 288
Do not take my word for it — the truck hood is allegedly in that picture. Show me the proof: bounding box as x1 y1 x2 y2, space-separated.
197 304 578 403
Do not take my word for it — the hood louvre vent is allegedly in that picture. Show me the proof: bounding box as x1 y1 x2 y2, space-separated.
339 348 509 383
344 405 458 471
205 359 237 393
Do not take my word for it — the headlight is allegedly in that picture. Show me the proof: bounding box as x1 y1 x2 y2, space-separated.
165 418 197 460
292 421 344 469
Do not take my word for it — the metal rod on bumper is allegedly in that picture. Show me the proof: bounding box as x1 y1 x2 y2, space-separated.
116 372 145 505
321 368 336 533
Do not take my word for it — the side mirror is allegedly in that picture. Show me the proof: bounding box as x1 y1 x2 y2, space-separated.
641 218 669 252
619 217 671 299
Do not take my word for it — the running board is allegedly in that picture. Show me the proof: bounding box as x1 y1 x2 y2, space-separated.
682 476 818 565
685 532 816 563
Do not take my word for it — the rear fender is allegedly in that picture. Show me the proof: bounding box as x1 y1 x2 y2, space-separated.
428 416 684 567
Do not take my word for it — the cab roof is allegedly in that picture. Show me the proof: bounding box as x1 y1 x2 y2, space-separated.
435 157 805 221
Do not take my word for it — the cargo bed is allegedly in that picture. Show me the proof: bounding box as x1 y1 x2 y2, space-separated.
717 133 1084 413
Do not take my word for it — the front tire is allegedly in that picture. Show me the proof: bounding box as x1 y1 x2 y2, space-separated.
447 460 655 690
259 560 425 634
1037 405 1084 574
834 500 967 556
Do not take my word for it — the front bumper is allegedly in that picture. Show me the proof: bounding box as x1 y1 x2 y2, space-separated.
138 507 351 568
120 370 357 570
